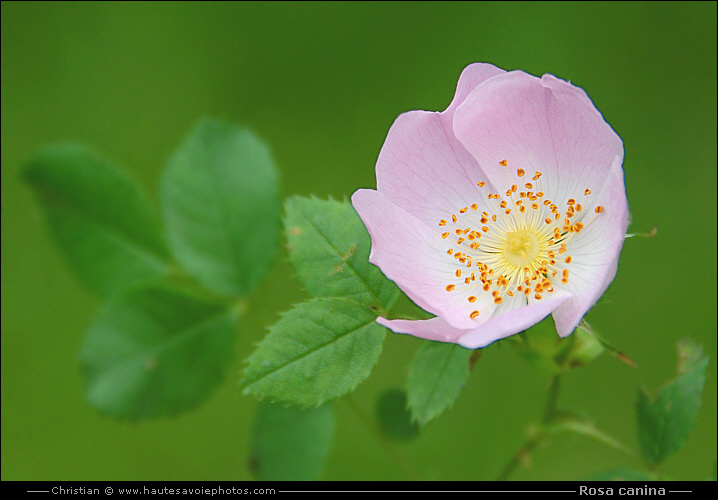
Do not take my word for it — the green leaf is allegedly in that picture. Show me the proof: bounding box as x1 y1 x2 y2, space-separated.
284 196 399 312
375 389 419 441
250 401 334 481
637 339 709 465
406 341 472 426
241 297 386 407
80 283 237 419
161 118 280 297
24 144 169 296
585 468 656 481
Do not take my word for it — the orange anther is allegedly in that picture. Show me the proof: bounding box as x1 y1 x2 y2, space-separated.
500 200 507 209
446 284 456 291
565 256 572 264
471 204 479 210
464 277 471 284
525 182 533 189
519 206 526 213
468 296 477 303
595 206 603 213
532 203 539 210
559 243 567 253
499 159 508 166
584 189 591 196
460 207 468 214
534 294 542 300
452 214 457 223
511 184 518 192
482 283 490 291
482 226 489 232
477 181 486 187
447 248 453 255
567 199 576 205
494 296 503 304
457 237 465 244
576 204 582 212
517 168 526 177
543 200 551 206
505 209 512 215
442 232 449 239
455 269 462 278
439 219 447 226
470 310 480 319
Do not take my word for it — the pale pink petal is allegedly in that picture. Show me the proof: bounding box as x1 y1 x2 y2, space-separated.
452 71 623 206
442 63 506 120
376 316 467 343
377 288 572 349
352 189 481 330
458 289 573 348
375 110 491 227
551 158 629 336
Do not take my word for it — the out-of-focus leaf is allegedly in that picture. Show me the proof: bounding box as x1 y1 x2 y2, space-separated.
375 389 419 441
406 341 471 426
250 401 334 481
637 339 709 465
24 144 169 296
161 118 280 297
585 468 656 481
80 283 237 419
284 196 399 312
241 297 385 407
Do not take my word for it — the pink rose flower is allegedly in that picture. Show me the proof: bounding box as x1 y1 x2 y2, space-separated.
352 63 629 348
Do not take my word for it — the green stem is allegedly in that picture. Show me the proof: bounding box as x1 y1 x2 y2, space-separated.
543 375 561 422
343 394 419 481
495 428 545 481
496 375 561 481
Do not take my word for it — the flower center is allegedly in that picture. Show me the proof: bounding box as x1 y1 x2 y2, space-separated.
438 160 605 321
502 229 540 268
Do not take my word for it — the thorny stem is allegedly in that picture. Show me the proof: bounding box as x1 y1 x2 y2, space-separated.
343 394 419 481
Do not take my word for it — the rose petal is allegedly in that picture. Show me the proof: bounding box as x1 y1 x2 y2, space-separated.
551 158 629 336
352 188 482 329
376 316 466 343
375 110 490 227
442 63 506 120
378 287 572 349
453 70 623 206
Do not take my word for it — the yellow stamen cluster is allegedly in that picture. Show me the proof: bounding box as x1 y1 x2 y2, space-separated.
439 160 604 320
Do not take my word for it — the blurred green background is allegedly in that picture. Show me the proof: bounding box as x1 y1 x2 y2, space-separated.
2 1 716 481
